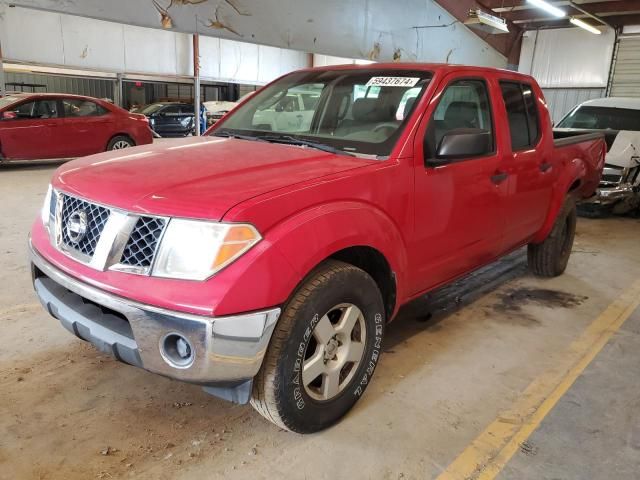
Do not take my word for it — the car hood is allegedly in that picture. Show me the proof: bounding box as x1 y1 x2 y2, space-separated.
53 136 376 220
606 130 640 168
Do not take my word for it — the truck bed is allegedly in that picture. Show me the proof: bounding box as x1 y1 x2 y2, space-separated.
552 131 606 199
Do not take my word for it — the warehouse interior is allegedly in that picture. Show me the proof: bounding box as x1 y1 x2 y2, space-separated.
1 1 640 479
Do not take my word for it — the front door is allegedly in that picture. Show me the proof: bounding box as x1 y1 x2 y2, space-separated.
410 74 507 295
0 98 62 159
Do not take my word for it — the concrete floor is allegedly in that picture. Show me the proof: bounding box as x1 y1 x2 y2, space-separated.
1 161 640 480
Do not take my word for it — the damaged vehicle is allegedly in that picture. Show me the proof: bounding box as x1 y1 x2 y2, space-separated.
555 97 640 217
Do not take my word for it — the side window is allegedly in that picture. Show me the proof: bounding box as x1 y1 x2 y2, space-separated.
10 100 59 119
499 82 539 150
63 99 104 118
425 79 494 160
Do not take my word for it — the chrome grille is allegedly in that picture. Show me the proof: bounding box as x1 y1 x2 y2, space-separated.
60 194 110 257
120 217 166 268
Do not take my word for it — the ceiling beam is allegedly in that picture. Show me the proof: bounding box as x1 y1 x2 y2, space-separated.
484 0 621 9
433 0 524 64
515 12 640 28
499 0 640 19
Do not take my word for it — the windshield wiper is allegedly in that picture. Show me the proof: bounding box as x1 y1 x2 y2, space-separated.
212 131 268 142
261 135 355 156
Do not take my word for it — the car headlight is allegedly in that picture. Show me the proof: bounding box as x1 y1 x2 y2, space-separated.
152 219 261 281
41 185 53 228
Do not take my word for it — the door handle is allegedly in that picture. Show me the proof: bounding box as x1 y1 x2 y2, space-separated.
540 161 552 172
491 171 508 185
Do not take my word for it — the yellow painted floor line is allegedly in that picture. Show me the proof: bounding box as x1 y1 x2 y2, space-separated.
437 279 640 480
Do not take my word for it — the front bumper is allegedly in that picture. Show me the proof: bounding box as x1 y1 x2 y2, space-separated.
583 183 636 206
30 242 280 386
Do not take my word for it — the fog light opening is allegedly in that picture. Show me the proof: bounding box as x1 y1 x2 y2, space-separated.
161 333 195 368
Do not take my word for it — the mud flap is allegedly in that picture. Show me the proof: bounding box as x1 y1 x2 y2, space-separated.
203 379 253 405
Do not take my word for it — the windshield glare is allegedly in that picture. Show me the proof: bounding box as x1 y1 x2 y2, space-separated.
140 104 165 115
558 105 640 131
212 69 432 156
0 96 22 110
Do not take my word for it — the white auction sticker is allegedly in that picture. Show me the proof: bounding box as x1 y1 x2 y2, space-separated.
365 77 421 87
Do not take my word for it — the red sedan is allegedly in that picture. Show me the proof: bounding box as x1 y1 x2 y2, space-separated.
0 93 153 161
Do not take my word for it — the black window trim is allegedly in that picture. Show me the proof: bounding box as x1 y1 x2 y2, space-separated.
425 76 497 167
499 80 541 152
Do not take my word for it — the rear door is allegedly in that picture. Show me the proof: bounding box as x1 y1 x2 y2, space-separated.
59 97 112 157
0 98 62 159
498 81 555 249
410 73 507 294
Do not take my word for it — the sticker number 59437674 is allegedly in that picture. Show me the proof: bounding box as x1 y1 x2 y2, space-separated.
365 77 420 88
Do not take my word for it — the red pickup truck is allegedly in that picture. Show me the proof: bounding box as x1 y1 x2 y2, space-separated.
29 64 605 433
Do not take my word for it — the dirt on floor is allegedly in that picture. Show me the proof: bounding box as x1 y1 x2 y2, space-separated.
1 163 640 480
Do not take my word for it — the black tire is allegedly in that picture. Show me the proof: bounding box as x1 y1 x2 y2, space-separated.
106 135 135 151
250 260 386 433
528 197 577 277
577 202 613 219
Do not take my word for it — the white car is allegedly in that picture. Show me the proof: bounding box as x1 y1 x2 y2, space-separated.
204 100 239 126
251 91 320 133
555 97 640 216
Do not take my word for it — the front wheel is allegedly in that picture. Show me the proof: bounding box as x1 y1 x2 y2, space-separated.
528 197 577 277
107 135 135 151
250 260 386 433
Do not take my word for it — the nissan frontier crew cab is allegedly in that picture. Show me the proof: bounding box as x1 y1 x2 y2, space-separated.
30 64 605 434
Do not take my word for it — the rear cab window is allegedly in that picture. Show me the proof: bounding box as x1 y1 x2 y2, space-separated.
499 81 540 150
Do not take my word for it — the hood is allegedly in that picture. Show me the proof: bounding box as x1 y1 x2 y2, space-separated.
606 130 640 169
54 137 375 220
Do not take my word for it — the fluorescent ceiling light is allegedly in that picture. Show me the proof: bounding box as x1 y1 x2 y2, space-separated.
527 0 565 18
464 9 509 34
570 17 602 34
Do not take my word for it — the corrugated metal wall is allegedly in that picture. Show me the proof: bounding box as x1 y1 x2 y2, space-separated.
542 88 605 124
5 71 114 99
610 36 640 98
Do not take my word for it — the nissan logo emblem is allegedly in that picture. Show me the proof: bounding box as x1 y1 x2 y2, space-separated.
66 210 88 244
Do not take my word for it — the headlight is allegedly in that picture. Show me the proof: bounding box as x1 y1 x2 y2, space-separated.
41 185 53 228
152 219 261 280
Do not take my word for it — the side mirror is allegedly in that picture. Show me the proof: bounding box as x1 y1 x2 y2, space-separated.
2 111 17 120
427 128 492 167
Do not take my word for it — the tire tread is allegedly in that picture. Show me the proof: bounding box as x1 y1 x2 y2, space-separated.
250 260 364 432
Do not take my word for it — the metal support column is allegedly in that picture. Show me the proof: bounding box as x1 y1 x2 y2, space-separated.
193 33 201 136
114 73 124 107
0 39 6 97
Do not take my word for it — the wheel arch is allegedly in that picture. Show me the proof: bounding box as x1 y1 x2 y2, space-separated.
532 158 587 244
106 133 136 150
328 246 396 321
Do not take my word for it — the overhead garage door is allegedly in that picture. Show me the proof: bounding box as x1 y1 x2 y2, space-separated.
610 36 640 98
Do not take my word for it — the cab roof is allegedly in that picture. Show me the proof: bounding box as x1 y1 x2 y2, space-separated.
303 62 533 80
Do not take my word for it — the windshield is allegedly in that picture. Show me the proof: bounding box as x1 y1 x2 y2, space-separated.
0 96 22 110
212 69 432 156
140 103 165 115
558 105 640 131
